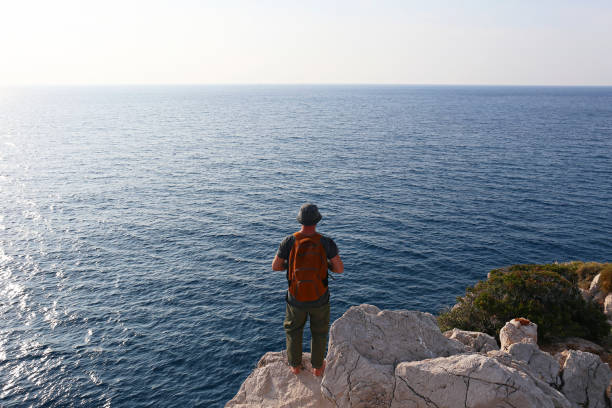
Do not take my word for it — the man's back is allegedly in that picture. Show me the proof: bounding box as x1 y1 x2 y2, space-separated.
271 203 343 376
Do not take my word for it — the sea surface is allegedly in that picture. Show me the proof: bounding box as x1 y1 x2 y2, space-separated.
1 85 611 407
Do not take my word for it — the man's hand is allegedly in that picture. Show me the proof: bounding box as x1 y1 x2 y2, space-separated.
272 255 287 271
329 255 344 274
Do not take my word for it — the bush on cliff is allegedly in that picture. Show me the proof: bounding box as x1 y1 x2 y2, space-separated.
598 264 612 294
575 262 608 289
438 264 610 343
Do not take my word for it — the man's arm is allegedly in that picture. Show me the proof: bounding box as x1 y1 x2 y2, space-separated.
328 255 344 274
273 236 292 271
272 255 287 271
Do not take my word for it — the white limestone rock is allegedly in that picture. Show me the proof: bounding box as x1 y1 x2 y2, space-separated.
605 293 612 318
321 304 466 407
500 318 538 350
443 328 498 353
225 351 333 408
588 273 608 304
559 350 612 408
589 273 601 294
392 353 571 408
227 305 610 408
507 342 561 386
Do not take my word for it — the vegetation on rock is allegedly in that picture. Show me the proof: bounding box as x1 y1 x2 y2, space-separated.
598 264 612 294
438 262 611 343
575 262 607 289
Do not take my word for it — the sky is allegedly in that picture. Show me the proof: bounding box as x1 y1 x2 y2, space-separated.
1 0 611 86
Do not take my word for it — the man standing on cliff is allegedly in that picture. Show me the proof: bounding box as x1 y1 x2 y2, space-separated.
272 203 344 376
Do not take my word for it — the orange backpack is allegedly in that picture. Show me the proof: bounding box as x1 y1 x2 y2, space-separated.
287 232 328 302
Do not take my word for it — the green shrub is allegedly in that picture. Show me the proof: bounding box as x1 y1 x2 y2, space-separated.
438 265 610 343
599 264 612 294
576 262 608 289
505 263 580 286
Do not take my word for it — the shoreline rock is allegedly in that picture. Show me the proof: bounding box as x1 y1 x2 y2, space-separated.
443 328 498 353
227 304 612 407
395 352 570 408
226 351 333 408
560 349 612 408
500 317 538 350
321 305 466 406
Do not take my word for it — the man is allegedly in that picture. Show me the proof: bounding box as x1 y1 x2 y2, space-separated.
272 203 344 376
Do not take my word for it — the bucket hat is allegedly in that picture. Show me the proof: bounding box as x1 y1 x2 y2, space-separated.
297 203 322 226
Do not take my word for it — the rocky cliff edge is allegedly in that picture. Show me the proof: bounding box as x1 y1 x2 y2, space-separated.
226 304 611 408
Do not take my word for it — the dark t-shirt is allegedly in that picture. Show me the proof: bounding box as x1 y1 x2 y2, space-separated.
277 233 339 308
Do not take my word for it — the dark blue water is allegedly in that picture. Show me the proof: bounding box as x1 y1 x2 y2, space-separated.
1 85 611 407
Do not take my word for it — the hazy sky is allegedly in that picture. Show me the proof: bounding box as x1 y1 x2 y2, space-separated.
1 0 611 86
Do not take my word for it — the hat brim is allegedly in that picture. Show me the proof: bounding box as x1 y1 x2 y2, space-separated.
297 213 322 225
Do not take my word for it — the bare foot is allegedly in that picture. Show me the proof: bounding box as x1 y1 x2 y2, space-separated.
312 360 326 377
290 365 301 375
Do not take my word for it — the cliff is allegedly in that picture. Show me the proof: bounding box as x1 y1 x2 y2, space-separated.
226 304 612 408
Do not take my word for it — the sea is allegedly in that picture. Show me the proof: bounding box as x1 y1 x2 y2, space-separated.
1 85 611 407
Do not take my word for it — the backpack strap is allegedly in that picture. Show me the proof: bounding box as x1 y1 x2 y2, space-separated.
286 233 297 285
